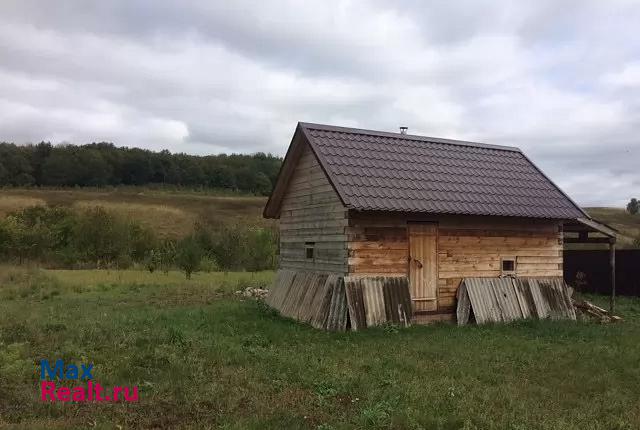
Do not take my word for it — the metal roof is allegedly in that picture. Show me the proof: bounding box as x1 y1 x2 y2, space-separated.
264 122 587 219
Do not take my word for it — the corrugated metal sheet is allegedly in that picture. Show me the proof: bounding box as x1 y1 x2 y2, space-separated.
269 272 413 331
345 276 412 330
363 277 386 327
309 275 338 329
344 277 366 330
383 277 412 326
456 282 471 325
325 277 348 331
458 277 576 325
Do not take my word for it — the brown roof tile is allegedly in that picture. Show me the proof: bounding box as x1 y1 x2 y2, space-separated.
265 122 587 219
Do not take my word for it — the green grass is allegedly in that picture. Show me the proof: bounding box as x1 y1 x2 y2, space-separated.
2 267 640 429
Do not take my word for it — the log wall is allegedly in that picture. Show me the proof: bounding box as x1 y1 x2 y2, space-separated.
278 143 348 273
347 212 563 313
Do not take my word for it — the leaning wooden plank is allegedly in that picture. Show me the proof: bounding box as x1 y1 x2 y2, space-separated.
268 270 296 313
293 273 317 321
344 276 367 331
277 272 297 317
282 273 308 318
300 274 329 323
266 270 294 310
295 273 321 321
310 275 335 329
325 277 348 331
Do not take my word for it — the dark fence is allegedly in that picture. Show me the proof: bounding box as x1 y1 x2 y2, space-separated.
564 250 640 296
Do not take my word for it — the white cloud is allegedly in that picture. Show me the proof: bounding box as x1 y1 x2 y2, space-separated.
603 62 640 87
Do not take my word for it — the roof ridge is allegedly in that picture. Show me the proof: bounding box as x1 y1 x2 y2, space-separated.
299 122 522 152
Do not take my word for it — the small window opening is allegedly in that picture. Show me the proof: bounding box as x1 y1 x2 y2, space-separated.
305 242 315 259
501 257 516 275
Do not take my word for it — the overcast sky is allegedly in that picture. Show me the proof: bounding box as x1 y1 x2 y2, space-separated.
1 1 639 206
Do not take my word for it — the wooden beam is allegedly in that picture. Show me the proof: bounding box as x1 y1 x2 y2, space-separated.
564 237 612 244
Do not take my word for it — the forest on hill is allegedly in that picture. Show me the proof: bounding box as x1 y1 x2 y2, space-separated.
0 141 282 195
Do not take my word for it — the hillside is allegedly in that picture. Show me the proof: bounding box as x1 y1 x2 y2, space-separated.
1 189 638 247
585 207 640 248
0 188 269 238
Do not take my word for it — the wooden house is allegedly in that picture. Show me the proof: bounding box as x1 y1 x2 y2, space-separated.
263 122 616 325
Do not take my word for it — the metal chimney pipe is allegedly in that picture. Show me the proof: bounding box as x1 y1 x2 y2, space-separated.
399 126 408 135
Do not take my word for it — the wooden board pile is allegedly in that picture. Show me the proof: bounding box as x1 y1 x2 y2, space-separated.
572 299 622 323
265 271 413 331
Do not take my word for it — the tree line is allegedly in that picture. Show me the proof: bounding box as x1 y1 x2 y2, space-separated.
0 142 282 195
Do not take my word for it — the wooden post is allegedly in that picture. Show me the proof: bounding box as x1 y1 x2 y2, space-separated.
609 239 616 313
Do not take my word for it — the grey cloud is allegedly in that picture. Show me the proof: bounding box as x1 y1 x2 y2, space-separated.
0 0 639 206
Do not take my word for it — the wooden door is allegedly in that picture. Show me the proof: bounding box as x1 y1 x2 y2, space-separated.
408 223 438 312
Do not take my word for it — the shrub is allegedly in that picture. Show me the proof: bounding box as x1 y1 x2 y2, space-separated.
202 221 278 272
199 255 219 273
156 239 177 274
72 207 131 267
0 205 158 268
176 236 203 279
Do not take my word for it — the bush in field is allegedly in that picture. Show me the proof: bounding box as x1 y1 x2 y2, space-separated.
627 198 639 215
0 206 74 264
176 236 203 279
129 224 157 262
72 207 156 268
0 205 157 268
0 204 276 272
197 221 278 272
144 249 159 273
72 207 132 267
240 225 278 271
199 255 220 273
156 239 177 274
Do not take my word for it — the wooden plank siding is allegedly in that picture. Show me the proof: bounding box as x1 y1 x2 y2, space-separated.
347 212 563 313
278 142 349 274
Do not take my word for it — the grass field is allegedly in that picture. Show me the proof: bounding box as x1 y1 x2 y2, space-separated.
0 188 269 238
586 207 640 248
1 266 640 429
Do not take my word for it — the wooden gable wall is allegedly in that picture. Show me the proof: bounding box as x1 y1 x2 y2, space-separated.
278 142 349 274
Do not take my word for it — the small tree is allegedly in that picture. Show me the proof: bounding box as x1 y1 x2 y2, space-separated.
176 236 203 280
627 198 639 215
157 239 177 275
